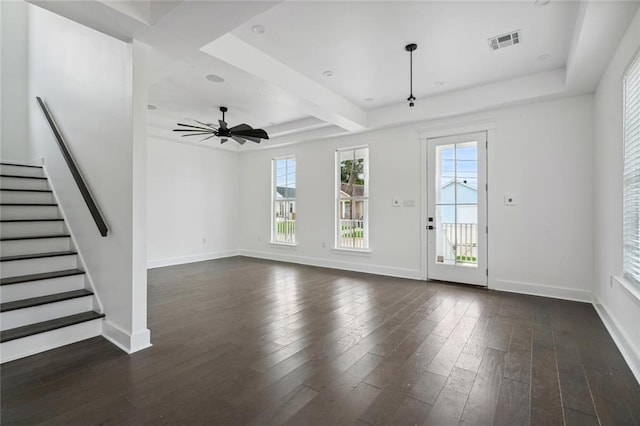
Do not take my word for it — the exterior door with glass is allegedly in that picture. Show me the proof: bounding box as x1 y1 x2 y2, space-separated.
427 132 487 286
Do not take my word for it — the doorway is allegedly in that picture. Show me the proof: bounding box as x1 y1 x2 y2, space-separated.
426 131 487 286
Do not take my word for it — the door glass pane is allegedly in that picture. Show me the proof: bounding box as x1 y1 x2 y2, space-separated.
435 204 456 265
456 206 477 267
456 142 478 204
434 140 478 267
435 144 455 204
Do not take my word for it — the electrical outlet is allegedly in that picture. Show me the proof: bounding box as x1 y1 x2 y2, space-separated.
257 236 261 242
322 242 326 248
202 238 207 244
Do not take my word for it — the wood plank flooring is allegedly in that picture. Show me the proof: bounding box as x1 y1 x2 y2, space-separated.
2 256 639 425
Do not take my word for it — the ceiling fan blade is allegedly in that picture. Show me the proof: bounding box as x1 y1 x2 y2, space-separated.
236 134 261 143
180 132 215 137
173 129 214 132
232 128 269 140
194 120 217 130
228 123 252 132
219 120 228 130
175 123 215 131
231 135 247 145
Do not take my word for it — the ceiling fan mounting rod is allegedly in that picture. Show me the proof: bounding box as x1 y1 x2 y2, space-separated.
220 106 227 122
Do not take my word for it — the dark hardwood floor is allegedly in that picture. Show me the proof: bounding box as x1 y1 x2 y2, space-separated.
2 256 639 425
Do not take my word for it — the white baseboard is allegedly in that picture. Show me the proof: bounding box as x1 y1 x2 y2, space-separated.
147 250 240 269
102 320 152 354
593 295 640 384
491 279 592 303
239 249 423 280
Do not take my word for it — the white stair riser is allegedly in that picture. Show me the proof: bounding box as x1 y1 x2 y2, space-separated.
0 165 44 178
0 318 102 363
0 191 53 204
0 205 59 220
1 296 94 330
0 221 65 238
1 255 78 278
0 177 49 191
0 237 71 256
1 274 85 303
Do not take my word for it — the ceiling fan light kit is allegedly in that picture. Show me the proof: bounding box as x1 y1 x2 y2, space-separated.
405 43 418 110
173 106 269 145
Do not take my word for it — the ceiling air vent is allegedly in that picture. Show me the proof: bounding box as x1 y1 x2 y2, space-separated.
488 30 521 51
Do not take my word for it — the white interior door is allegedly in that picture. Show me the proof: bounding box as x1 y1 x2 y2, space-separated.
427 132 487 286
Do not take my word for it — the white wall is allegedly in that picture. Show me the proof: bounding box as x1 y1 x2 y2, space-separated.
1 0 29 161
147 138 240 268
238 94 595 303
27 4 150 352
594 7 640 379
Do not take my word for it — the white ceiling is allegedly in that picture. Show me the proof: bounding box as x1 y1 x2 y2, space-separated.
30 0 640 150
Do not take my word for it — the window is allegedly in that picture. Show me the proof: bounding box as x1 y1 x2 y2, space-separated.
336 147 368 249
272 156 296 244
624 53 640 286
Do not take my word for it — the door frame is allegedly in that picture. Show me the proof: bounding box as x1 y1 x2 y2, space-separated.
419 121 496 283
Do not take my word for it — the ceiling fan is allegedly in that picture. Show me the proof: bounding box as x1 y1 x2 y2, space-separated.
173 106 269 145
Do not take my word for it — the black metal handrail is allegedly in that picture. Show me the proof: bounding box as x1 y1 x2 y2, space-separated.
36 97 109 237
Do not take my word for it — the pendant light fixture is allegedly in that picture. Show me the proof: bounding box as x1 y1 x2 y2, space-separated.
405 43 418 109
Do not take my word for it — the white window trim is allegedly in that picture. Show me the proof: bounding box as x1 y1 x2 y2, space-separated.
623 51 640 288
271 155 296 245
335 145 370 251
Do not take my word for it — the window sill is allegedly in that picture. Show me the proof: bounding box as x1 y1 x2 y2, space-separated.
613 275 640 303
332 247 372 256
269 242 298 248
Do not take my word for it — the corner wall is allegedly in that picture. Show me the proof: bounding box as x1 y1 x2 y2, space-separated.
594 7 640 379
27 4 150 352
147 138 240 268
238 95 595 303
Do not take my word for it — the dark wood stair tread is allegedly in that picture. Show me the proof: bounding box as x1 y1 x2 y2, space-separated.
0 311 104 343
0 162 42 169
0 219 63 222
0 174 47 180
1 269 85 286
0 234 70 241
0 251 77 262
1 289 93 312
0 188 52 193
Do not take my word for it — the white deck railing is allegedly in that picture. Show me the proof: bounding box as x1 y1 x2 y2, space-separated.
440 223 477 264
339 219 365 248
274 218 295 243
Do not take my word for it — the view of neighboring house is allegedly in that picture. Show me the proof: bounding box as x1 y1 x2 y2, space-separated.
437 179 479 265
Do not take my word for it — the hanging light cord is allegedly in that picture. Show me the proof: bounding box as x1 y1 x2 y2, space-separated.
405 43 417 108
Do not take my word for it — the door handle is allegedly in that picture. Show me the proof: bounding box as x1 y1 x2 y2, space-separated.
428 225 434 230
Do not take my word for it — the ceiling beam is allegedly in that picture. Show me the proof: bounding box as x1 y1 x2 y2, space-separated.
201 34 367 132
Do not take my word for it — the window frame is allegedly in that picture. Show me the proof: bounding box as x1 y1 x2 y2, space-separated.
335 145 370 251
623 51 640 287
271 155 297 245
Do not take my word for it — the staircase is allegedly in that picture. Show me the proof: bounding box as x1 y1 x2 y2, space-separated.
0 161 104 363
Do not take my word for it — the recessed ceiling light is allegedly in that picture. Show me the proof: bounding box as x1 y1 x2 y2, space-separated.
434 81 445 86
258 93 266 98
534 0 551 6
252 25 265 34
147 104 158 111
206 74 224 83
536 53 551 62
364 98 374 103
322 70 333 78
